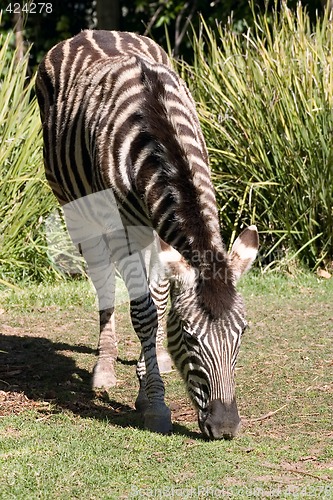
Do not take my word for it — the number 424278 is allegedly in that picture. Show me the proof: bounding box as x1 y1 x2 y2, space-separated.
6 3 53 14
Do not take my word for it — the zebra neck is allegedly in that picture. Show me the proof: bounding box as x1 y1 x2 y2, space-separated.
132 59 224 264
197 255 236 318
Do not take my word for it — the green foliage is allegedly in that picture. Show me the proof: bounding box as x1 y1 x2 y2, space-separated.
2 4 333 287
121 0 324 60
0 31 58 287
182 3 333 270
0 1 325 70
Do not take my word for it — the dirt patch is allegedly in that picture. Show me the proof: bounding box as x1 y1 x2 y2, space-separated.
0 309 198 434
0 390 49 416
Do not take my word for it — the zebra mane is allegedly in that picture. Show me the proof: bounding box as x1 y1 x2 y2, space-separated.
139 60 236 317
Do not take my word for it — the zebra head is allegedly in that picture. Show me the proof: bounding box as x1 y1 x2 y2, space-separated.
162 225 259 440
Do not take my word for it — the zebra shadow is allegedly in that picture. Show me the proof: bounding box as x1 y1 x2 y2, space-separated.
0 333 200 439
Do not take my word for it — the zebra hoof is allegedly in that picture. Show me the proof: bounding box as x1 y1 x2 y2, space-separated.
92 359 117 389
143 403 172 434
135 391 150 414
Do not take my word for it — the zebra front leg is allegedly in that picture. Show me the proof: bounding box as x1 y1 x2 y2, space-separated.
92 306 117 389
130 294 172 434
80 237 118 389
135 276 171 405
134 344 171 415
134 350 149 413
118 247 172 434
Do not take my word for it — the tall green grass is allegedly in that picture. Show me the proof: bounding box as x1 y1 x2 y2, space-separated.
0 30 57 287
1 5 333 287
183 3 333 270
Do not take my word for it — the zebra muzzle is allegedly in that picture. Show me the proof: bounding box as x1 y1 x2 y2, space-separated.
199 398 241 440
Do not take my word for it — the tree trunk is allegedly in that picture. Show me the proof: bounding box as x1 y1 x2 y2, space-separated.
97 0 120 30
13 12 24 62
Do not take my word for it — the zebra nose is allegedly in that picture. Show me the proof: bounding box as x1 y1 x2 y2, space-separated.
201 399 241 440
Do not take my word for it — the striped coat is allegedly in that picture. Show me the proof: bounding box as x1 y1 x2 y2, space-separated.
36 30 259 439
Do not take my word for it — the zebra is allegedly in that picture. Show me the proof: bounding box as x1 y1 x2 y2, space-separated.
36 30 259 439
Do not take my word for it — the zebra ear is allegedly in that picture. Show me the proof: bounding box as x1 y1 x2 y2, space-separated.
229 225 259 283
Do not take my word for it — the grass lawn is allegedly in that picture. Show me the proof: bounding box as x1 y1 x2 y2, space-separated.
0 273 332 498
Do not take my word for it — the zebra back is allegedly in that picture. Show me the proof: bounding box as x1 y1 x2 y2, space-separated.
36 29 233 317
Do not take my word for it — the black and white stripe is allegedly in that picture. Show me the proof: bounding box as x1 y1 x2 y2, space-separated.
36 30 258 439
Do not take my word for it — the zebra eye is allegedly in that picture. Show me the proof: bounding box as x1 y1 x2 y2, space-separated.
241 322 248 335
